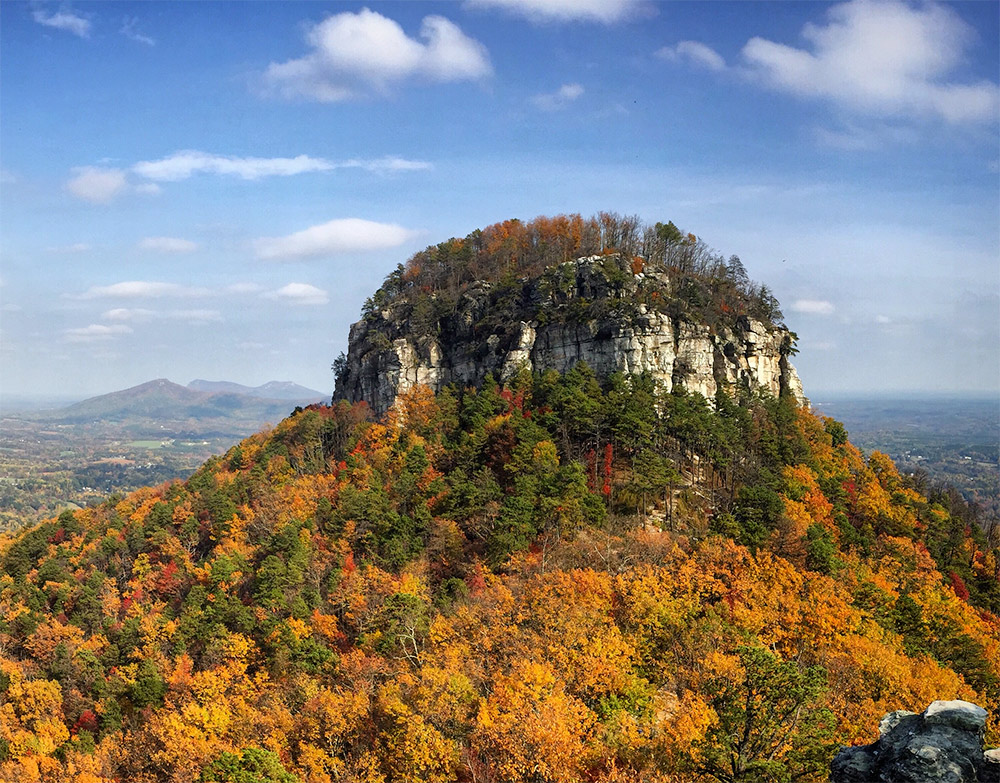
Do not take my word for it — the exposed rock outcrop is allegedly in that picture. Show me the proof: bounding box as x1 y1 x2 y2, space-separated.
335 254 805 414
830 700 1000 783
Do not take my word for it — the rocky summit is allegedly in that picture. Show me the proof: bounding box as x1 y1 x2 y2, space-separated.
335 252 804 414
831 700 1000 783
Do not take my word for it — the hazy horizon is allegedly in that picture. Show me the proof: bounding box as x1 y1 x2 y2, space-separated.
2 380 996 417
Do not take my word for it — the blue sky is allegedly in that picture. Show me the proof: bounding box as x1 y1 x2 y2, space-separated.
1 0 997 400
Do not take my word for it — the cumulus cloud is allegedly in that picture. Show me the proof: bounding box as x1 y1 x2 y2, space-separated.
131 151 430 182
254 218 420 260
263 9 492 101
33 7 91 37
262 283 329 306
76 281 210 299
657 41 726 72
531 83 584 111
466 0 641 24
791 299 836 315
741 0 1000 123
64 324 132 343
138 237 198 253
65 167 128 203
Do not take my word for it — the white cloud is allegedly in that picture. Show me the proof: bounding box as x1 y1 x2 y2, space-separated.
64 324 132 343
531 83 585 111
138 237 198 253
65 167 128 203
77 281 210 299
875 314 892 324
102 308 155 322
64 152 427 201
254 217 420 260
340 156 433 173
101 307 222 324
264 9 491 101
133 151 335 182
466 0 640 24
33 7 90 37
741 0 1000 123
120 16 155 46
657 41 726 72
791 299 836 315
131 150 430 182
263 283 329 306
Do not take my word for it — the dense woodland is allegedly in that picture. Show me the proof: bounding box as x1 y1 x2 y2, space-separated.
359 213 786 333
1 367 998 782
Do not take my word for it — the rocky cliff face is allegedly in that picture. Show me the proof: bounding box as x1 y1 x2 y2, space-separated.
335 254 804 415
831 700 1000 783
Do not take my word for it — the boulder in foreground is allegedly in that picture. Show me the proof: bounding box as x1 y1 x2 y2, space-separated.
830 700 999 783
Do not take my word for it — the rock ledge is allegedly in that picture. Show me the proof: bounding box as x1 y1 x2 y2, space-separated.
831 700 999 783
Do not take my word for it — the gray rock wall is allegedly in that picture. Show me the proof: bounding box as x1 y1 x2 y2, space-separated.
336 256 805 415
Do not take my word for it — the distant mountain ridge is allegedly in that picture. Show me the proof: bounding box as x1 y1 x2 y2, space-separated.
188 379 326 400
30 378 326 425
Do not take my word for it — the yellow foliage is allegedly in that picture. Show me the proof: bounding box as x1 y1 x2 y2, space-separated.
472 660 594 783
0 678 69 758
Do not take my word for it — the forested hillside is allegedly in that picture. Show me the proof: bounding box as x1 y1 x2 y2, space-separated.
1 368 997 782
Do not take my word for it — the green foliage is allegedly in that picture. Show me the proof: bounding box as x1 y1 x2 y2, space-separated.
2 522 57 580
698 646 836 783
823 418 848 448
201 747 300 783
805 523 838 574
733 485 784 552
129 658 167 709
891 593 930 657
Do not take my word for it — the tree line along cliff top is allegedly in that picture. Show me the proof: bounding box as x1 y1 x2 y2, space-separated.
361 212 790 337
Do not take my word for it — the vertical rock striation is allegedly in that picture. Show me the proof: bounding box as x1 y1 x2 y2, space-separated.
335 254 805 415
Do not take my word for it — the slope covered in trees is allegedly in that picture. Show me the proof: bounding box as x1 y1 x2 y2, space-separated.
1 367 998 783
